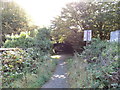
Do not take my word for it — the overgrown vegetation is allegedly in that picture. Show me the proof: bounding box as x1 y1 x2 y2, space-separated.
0 0 56 88
3 27 51 51
51 1 120 52
1 0 120 88
1 28 57 88
1 48 57 88
67 38 120 89
4 32 34 48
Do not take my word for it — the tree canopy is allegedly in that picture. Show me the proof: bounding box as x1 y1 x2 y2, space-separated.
51 1 120 40
0 1 34 44
51 1 120 51
2 1 31 34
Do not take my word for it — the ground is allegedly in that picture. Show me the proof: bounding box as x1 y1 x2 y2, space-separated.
42 54 72 88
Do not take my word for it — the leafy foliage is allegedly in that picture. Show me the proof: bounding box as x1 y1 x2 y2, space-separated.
1 1 31 34
0 0 38 47
51 1 120 52
1 27 56 88
67 39 120 89
1 48 32 87
3 27 52 51
52 1 120 40
4 32 35 48
64 31 85 52
34 27 52 53
0 48 57 88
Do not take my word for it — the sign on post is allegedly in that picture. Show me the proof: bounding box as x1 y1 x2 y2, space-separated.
110 30 120 43
83 30 92 41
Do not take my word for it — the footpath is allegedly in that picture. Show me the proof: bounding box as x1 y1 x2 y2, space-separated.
42 54 71 88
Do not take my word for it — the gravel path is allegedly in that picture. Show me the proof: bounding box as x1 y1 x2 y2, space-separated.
42 55 70 88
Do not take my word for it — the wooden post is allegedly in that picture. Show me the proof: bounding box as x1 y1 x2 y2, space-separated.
86 41 89 46
86 31 89 46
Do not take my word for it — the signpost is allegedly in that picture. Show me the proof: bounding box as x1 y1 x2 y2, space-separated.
83 30 92 45
110 30 120 43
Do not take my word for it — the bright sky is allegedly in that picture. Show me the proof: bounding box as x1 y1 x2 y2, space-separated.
13 0 81 26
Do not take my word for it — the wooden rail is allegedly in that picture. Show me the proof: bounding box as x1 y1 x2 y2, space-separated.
0 48 20 52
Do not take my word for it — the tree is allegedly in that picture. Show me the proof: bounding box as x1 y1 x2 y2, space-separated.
84 2 118 40
51 1 120 44
51 2 91 52
35 27 52 53
1 1 32 42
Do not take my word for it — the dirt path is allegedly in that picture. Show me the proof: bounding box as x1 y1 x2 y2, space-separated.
42 54 71 88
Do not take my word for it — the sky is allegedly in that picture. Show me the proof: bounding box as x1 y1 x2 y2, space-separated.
12 0 81 26
3 0 114 26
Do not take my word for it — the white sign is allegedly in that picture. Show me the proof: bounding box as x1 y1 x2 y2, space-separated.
110 30 120 42
83 30 92 41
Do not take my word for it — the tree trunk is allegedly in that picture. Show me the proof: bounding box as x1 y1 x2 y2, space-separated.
99 31 105 40
98 22 105 40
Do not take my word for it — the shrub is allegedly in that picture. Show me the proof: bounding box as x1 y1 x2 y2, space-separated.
82 38 110 62
1 27 56 88
67 38 120 89
1 48 57 88
1 48 31 87
34 27 52 53
4 32 35 48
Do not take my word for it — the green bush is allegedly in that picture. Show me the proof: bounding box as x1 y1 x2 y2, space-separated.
82 38 110 62
1 27 56 88
1 48 57 88
3 27 52 53
67 38 120 89
4 32 35 48
34 27 52 53
1 48 31 87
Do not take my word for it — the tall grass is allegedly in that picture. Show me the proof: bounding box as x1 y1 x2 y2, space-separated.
67 53 94 88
